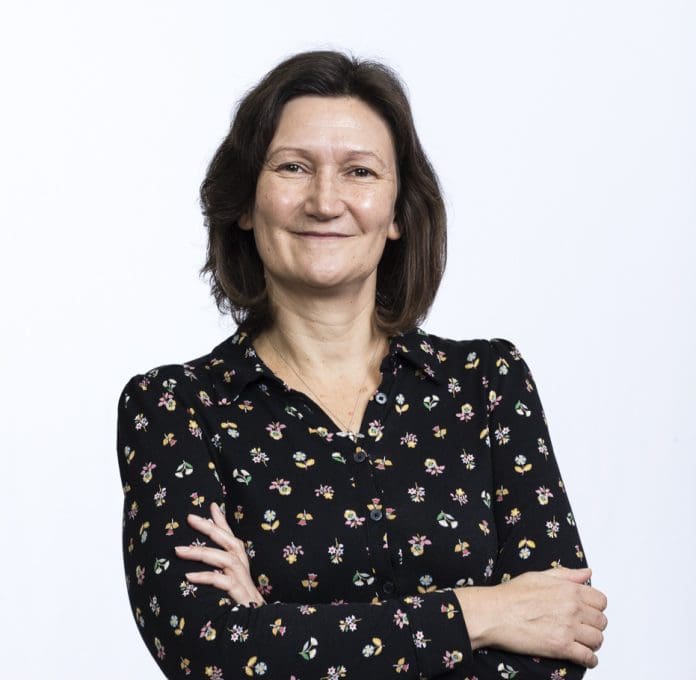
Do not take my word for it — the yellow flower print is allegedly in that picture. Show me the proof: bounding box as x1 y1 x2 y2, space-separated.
293 450 315 469
394 657 410 673
261 509 280 532
282 542 304 564
301 573 319 591
514 454 532 474
296 510 313 526
408 533 432 556
162 432 177 446
496 485 509 502
170 615 185 636
465 351 479 369
221 421 239 439
454 539 471 557
361 637 384 657
270 618 286 637
190 491 205 507
433 425 447 438
187 418 203 439
158 392 176 411
496 356 510 375
269 478 292 495
518 537 536 559
395 393 410 414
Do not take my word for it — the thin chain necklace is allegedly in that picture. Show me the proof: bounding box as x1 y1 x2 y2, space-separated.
266 331 382 441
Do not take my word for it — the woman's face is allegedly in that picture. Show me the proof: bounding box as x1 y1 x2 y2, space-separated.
239 95 400 300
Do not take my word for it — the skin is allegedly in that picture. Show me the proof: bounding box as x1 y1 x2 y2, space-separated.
174 94 608 667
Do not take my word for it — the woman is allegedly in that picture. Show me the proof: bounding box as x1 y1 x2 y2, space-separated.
117 50 607 679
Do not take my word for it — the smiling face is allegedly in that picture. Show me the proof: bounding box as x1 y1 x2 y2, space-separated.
239 95 401 301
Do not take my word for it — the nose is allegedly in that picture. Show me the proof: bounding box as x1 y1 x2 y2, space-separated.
304 169 345 221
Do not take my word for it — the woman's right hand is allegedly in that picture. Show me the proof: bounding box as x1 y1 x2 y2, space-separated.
455 566 607 668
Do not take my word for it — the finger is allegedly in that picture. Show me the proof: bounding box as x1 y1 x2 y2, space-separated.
188 513 246 558
209 505 250 567
545 566 592 582
581 603 608 632
575 622 604 652
566 641 599 668
175 545 239 571
184 570 259 606
579 583 608 611
211 502 234 532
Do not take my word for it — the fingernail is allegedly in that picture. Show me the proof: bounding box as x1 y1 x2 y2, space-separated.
175 546 190 551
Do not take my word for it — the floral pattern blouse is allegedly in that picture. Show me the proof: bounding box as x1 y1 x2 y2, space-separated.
116 327 590 679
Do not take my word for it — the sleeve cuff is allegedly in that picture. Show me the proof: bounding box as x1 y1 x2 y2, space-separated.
402 587 473 677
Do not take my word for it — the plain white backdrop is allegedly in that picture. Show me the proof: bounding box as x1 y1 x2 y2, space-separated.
1 1 694 677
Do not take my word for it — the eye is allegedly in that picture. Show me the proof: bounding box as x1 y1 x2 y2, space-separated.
350 167 375 178
278 163 305 173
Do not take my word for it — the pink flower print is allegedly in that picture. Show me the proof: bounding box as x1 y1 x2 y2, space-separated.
140 462 156 484
393 609 410 629
158 392 176 412
408 533 432 557
443 650 464 669
197 390 213 407
204 666 223 680
134 413 149 431
367 420 384 441
450 488 468 505
535 486 554 505
187 418 203 439
456 403 475 422
487 390 502 412
282 542 304 564
448 377 461 396
400 432 418 448
256 573 272 596
266 421 286 440
412 630 430 648
494 424 510 445
343 509 366 528
424 458 445 476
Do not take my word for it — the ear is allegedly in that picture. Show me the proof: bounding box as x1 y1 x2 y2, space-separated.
238 212 253 231
387 220 401 241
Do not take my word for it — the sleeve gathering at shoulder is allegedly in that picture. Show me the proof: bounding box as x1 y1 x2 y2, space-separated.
116 367 473 679
460 338 590 679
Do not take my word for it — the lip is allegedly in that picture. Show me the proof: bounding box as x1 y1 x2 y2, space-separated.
292 231 351 238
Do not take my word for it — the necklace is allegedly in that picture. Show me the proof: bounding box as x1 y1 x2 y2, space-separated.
266 331 382 440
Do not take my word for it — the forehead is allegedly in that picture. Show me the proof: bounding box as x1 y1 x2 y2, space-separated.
268 95 396 162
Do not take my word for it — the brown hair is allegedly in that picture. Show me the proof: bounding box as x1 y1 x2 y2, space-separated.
198 49 447 339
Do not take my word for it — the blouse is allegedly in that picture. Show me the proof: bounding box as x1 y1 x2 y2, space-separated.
116 326 590 679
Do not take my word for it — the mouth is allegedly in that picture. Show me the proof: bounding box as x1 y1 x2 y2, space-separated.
292 231 351 238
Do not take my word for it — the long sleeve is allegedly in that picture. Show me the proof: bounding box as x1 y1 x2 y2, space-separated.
116 365 472 679
462 339 590 679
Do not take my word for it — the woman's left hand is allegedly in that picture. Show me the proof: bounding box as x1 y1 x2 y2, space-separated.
174 501 266 608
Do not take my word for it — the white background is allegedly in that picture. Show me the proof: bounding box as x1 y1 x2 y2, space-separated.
2 1 694 677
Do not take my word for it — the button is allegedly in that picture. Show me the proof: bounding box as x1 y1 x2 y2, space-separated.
353 450 367 463
382 580 395 594
375 391 387 404
370 509 383 521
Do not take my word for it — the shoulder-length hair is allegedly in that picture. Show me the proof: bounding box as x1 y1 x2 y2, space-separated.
199 49 447 339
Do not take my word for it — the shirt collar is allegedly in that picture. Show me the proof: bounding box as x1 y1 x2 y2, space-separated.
206 325 444 402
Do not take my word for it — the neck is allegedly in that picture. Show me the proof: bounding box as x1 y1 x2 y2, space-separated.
253 277 389 377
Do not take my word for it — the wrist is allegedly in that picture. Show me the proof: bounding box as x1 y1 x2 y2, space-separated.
455 585 498 650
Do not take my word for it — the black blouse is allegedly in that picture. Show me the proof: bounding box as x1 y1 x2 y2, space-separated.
116 327 589 679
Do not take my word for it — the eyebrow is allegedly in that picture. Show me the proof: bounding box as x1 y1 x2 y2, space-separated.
266 146 388 170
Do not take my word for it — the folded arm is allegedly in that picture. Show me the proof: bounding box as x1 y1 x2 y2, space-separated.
117 367 474 679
